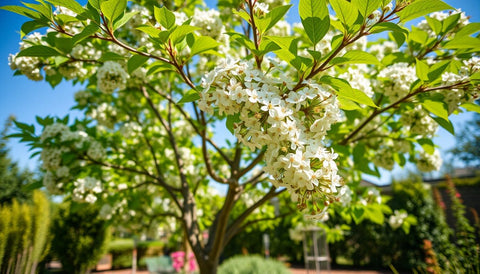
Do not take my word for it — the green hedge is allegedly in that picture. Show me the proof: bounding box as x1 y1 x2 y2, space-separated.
108 239 165 269
51 202 110 274
218 255 290 274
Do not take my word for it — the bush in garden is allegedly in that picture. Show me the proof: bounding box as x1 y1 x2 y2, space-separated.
324 180 455 271
108 238 165 269
51 202 110 274
444 176 479 273
3 0 480 272
218 255 290 274
0 191 51 274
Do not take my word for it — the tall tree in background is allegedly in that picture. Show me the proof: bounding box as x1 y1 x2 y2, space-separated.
0 116 34 204
451 107 480 166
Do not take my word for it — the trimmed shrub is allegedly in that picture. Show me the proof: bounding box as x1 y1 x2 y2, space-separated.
218 255 290 274
51 202 109 274
108 239 165 269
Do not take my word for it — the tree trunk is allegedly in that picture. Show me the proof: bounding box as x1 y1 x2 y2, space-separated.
197 255 220 274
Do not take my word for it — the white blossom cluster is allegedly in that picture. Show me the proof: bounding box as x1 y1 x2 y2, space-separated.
339 67 374 97
74 90 93 106
388 210 408 229
438 57 479 113
165 147 196 175
378 62 417 102
191 8 230 55
417 149 442 172
400 106 438 137
96 61 129 93
54 6 83 34
372 147 395 170
8 32 46 81
199 58 345 217
369 41 397 61
40 123 105 196
263 0 289 9
417 10 470 37
58 62 89 80
88 102 119 128
266 20 291 37
73 176 103 203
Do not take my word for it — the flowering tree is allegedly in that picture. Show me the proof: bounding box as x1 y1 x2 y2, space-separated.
3 0 480 272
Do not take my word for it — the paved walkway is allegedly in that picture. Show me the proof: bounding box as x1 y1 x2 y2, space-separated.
92 268 392 274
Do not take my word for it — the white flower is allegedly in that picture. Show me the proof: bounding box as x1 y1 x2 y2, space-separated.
96 61 129 93
389 210 408 229
417 149 442 172
378 63 416 102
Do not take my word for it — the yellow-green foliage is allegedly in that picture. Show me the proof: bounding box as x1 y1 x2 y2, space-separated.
0 206 12 270
0 191 50 274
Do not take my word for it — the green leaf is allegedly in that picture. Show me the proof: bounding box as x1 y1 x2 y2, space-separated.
100 0 126 23
432 116 454 135
329 0 358 29
232 9 250 22
444 36 480 49
72 24 99 44
190 36 219 56
418 138 435 154
456 22 480 37
178 89 200 104
394 153 406 167
397 0 453 22
127 54 149 74
0 5 41 20
425 16 442 36
441 13 460 34
226 113 240 134
98 52 125 62
169 25 200 44
337 87 377 108
45 0 85 14
366 205 384 225
409 27 428 45
321 76 377 107
257 5 292 33
22 2 51 19
23 181 43 191
154 6 175 29
338 97 361 110
461 103 480 114
54 37 73 53
113 11 139 29
54 55 69 66
21 20 49 38
389 30 407 48
352 206 365 224
351 0 382 18
331 50 381 66
415 58 429 81
422 100 449 121
88 0 100 10
299 0 329 45
370 22 409 35
427 60 450 82
137 25 162 37
14 121 35 133
17 45 61 57
46 72 63 88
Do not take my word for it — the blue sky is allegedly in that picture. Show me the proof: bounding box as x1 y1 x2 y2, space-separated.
0 0 479 184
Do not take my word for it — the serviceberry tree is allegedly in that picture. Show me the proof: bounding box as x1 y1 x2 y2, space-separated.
3 0 480 272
